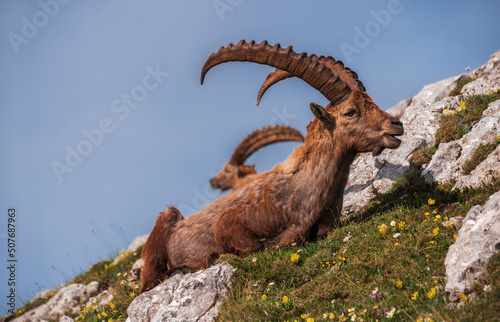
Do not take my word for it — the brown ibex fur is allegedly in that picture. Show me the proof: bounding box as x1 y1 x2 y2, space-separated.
140 40 404 293
210 125 304 191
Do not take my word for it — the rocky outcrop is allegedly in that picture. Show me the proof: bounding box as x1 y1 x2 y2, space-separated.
461 50 500 96
126 262 235 322
386 97 412 118
342 49 500 219
445 190 500 304
342 75 464 218
129 258 144 283
12 282 99 322
422 100 500 186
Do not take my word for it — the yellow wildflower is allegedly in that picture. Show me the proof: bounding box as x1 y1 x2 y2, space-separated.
378 224 388 234
301 314 308 319
459 292 468 302
283 295 289 304
457 101 467 112
489 89 494 95
102 312 108 317
427 288 436 299
454 234 458 240
424 212 430 216
290 253 300 263
411 291 418 300
329 313 335 320
396 280 403 289
394 242 399 246
97 314 102 319
428 198 435 205
261 294 267 301
306 318 314 322
246 295 251 300
432 227 439 236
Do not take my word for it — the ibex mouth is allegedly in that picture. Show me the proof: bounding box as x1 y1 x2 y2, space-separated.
384 132 403 145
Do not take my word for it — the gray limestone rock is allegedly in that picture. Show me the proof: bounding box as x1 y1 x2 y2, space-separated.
445 191 500 303
461 50 500 96
386 97 411 118
12 282 99 322
126 262 235 322
422 99 500 185
129 258 144 283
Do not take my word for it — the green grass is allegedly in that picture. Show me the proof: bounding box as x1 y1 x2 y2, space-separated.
9 247 142 322
68 247 143 321
410 146 439 168
435 92 500 144
463 141 500 174
7 290 58 320
448 77 474 97
216 174 500 321
9 178 500 322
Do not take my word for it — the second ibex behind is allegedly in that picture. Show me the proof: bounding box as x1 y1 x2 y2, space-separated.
140 40 404 293
210 125 304 191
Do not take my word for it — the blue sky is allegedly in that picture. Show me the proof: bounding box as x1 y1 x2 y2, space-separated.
1 0 499 313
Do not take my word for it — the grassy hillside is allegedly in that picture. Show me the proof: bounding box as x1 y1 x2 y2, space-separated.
216 175 500 321
9 91 500 321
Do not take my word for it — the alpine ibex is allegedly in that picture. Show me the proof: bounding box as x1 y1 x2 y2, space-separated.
210 125 304 191
140 40 404 293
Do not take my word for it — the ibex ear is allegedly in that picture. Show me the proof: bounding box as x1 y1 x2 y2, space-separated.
310 102 335 129
236 165 246 177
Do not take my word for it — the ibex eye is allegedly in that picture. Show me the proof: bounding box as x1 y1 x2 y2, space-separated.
344 109 356 117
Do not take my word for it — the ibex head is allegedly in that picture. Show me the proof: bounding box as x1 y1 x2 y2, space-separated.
210 163 256 191
210 125 304 191
309 91 403 156
201 40 403 158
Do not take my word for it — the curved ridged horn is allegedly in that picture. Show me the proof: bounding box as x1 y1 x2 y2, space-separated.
230 125 304 165
201 40 352 106
256 55 366 105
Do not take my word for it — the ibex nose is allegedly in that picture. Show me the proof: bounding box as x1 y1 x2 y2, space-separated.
391 119 403 127
210 178 218 189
